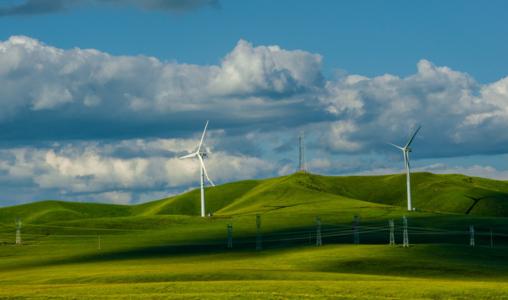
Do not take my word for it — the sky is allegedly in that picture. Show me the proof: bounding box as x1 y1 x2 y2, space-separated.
0 0 507 206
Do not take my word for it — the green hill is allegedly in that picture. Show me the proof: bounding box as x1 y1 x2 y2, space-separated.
2 172 508 226
0 200 132 224
298 172 508 216
133 179 261 216
136 171 508 217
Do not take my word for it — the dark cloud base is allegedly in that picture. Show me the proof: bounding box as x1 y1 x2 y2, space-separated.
0 0 219 16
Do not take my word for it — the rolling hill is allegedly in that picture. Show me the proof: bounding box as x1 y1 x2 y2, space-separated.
1 172 508 225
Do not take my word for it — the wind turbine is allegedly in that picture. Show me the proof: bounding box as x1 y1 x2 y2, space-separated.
389 125 421 211
179 121 215 217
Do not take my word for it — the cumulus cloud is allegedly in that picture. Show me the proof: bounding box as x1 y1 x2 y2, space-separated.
0 36 322 141
0 0 219 17
0 137 277 204
320 60 508 157
1 35 508 204
210 40 323 96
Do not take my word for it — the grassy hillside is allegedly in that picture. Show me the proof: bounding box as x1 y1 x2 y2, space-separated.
2 172 508 227
309 172 508 216
1 172 508 298
2 171 508 249
0 200 132 224
136 171 508 217
133 179 261 216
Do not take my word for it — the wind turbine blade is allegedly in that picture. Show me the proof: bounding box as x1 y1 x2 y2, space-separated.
387 142 404 151
179 152 197 159
198 154 215 186
404 125 421 148
197 120 209 152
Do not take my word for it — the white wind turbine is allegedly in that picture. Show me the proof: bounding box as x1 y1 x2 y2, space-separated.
389 125 421 211
179 121 215 217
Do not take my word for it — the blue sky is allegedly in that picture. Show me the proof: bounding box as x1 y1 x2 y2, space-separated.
0 0 508 205
2 0 507 82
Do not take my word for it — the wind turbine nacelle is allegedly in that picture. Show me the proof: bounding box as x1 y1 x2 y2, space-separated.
199 151 208 158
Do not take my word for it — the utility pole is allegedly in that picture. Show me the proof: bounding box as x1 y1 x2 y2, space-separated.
469 225 475 247
298 131 306 172
402 216 409 247
256 214 262 251
316 216 322 247
389 219 395 246
227 224 233 249
15 218 22 245
353 215 360 245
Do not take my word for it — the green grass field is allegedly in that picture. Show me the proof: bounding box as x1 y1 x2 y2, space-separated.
1 172 508 299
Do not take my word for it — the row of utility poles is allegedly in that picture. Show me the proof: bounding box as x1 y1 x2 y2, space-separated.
6 216 495 250
225 215 494 250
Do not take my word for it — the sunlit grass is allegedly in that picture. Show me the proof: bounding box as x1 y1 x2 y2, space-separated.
1 172 508 298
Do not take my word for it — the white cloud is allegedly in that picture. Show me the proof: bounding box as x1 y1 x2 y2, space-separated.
3 35 508 160
0 36 322 117
0 138 278 203
307 158 332 170
320 59 508 157
210 40 323 96
321 121 361 152
32 85 73 110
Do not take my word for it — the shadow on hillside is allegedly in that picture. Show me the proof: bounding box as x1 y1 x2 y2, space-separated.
7 226 313 270
9 214 508 274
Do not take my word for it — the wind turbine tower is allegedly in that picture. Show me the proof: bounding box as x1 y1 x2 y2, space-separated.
389 126 421 211
179 121 215 217
298 131 306 172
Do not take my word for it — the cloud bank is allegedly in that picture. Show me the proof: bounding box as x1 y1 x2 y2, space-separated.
0 36 323 141
0 35 508 205
0 138 275 204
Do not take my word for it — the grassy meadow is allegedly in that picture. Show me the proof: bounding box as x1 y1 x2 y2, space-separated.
1 172 508 299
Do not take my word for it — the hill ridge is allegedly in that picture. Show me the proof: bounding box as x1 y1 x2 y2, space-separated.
2 172 508 224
